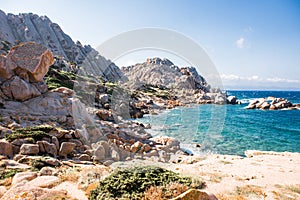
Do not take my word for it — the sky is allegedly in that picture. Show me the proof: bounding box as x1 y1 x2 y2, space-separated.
2 0 300 90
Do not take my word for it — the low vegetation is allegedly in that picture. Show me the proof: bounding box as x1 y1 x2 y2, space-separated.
5 125 55 142
90 165 205 200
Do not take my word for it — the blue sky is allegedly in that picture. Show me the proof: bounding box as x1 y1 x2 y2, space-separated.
2 0 300 90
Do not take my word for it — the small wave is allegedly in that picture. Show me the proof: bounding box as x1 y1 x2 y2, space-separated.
238 98 256 104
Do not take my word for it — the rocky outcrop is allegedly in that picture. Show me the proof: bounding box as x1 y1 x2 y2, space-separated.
245 97 298 110
0 42 53 101
122 57 209 91
0 10 123 82
6 42 54 82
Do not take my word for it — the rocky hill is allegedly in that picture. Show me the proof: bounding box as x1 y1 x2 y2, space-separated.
0 10 122 82
122 57 209 91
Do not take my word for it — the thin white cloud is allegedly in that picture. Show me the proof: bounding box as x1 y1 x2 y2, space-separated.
221 74 300 90
266 77 300 83
235 37 245 48
221 74 261 81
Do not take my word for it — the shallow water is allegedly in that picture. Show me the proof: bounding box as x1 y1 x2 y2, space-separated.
136 91 300 156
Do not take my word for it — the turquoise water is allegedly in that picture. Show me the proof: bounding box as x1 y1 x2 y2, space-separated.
136 91 300 156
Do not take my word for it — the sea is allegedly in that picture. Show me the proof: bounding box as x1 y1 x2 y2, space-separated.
135 91 300 156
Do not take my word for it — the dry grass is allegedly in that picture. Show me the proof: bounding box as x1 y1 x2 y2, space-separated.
144 186 165 200
234 185 265 197
273 184 300 200
144 182 189 200
217 185 267 200
285 184 300 194
209 173 223 183
85 182 99 198
272 190 296 200
57 167 80 182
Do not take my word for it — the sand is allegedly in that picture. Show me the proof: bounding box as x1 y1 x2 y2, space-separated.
112 150 300 200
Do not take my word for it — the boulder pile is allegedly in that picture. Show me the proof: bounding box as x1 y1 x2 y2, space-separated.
245 97 299 110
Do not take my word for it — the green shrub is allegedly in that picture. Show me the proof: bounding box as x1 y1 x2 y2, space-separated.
0 169 22 180
5 125 55 142
90 166 204 200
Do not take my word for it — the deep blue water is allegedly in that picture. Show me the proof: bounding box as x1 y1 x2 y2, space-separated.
136 91 300 156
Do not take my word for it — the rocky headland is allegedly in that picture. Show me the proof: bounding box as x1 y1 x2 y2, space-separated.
0 9 299 200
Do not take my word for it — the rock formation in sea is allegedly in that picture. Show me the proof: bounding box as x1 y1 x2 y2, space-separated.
0 9 122 82
245 96 299 110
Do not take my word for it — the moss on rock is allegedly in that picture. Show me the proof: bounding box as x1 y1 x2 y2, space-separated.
5 125 55 142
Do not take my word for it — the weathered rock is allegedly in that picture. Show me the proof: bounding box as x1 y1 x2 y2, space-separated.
32 81 48 93
56 129 69 138
28 175 60 188
40 141 57 157
59 142 76 158
20 144 39 155
37 141 45 153
39 166 56 176
1 76 41 101
213 93 226 104
143 144 151 152
269 104 276 110
111 149 120 161
45 158 61 167
99 94 109 105
0 139 13 157
94 145 106 161
78 154 91 161
151 136 180 153
227 95 237 104
0 54 13 79
12 171 38 185
51 136 60 151
6 42 54 82
51 86 74 96
96 109 114 121
0 186 7 197
130 141 144 153
0 126 12 139
260 101 270 110
122 58 208 91
0 10 123 82
172 189 216 200
1 185 68 200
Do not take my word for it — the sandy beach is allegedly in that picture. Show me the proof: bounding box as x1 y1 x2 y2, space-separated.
112 150 300 200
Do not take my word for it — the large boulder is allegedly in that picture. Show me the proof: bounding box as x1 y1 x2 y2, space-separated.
0 139 13 157
6 42 54 82
227 96 237 104
0 55 13 79
20 144 40 155
59 142 76 158
1 76 41 101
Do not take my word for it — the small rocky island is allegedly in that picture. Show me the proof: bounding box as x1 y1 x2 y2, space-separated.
245 97 300 110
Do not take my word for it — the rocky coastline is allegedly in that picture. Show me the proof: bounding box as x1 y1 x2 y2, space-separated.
0 9 299 200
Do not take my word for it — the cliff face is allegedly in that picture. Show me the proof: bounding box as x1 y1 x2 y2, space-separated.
0 10 122 82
